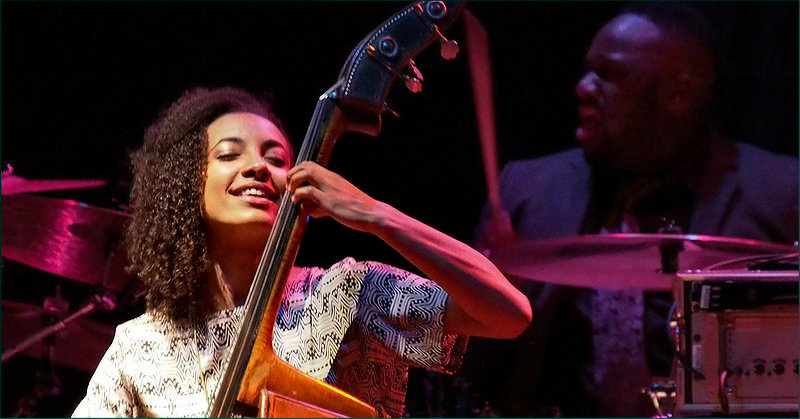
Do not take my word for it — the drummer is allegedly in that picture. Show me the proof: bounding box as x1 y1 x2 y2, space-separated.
471 2 798 417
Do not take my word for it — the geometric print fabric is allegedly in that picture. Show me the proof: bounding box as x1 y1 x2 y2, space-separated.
71 258 467 417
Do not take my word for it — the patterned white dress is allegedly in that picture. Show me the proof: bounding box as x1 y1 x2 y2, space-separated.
71 257 467 417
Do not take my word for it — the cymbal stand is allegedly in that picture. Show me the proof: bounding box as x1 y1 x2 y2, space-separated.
642 381 676 418
658 220 684 274
3 226 122 365
11 340 61 417
0 292 115 364
4 238 121 416
8 286 66 417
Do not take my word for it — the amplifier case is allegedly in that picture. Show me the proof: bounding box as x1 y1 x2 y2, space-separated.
673 271 799 415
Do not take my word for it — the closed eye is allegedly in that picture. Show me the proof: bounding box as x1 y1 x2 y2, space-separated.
217 153 240 161
266 157 286 167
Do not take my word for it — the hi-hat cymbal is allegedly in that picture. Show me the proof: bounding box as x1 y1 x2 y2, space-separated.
0 299 114 371
1 174 106 196
1 194 133 291
489 234 798 290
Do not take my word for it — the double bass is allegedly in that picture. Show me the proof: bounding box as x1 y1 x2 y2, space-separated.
209 2 465 417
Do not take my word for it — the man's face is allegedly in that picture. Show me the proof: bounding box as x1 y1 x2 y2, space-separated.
574 14 679 174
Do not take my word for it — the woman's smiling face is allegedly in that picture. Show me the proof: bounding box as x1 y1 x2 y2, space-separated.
202 112 291 233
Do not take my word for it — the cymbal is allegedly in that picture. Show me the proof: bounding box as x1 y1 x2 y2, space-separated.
1 194 133 291
489 234 798 290
0 299 115 371
1 174 106 196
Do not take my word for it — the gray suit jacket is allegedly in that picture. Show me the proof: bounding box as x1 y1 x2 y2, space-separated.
481 142 797 243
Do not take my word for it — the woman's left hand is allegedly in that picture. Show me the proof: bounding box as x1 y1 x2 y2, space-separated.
287 161 385 234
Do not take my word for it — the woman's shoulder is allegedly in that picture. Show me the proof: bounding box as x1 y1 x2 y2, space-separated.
114 311 211 340
286 258 420 303
298 257 415 285
115 311 159 332
111 312 173 341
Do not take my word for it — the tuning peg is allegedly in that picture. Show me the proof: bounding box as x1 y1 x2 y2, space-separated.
402 60 424 93
432 24 459 60
403 75 423 93
440 38 459 60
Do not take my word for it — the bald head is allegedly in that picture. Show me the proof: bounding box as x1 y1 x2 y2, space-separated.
574 4 718 175
621 2 718 104
610 11 715 110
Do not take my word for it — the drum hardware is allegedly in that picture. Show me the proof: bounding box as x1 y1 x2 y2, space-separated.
486 234 797 417
672 267 799 416
488 234 797 290
2 192 129 364
0 297 117 371
718 368 735 414
1 164 106 196
657 220 684 275
669 303 706 383
642 381 677 418
9 296 64 418
1 194 133 291
1 191 133 365
0 175 133 415
1 290 116 365
2 284 116 417
43 285 70 319
703 252 798 272
10 340 62 418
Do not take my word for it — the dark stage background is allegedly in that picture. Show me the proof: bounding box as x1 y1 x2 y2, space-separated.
1 2 797 417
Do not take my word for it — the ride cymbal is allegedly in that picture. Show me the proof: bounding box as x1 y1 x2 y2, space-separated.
1 174 106 196
489 234 797 290
1 194 132 291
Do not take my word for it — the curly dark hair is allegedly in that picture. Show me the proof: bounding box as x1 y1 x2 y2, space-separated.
125 86 290 321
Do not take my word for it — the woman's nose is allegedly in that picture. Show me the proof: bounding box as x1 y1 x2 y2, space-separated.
241 156 270 181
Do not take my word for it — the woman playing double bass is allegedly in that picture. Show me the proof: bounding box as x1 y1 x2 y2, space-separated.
71 86 531 417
